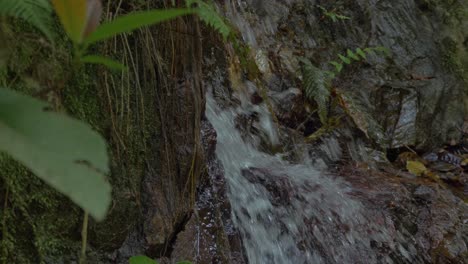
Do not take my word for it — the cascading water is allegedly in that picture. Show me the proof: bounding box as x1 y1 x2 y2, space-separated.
197 1 461 263
205 89 420 263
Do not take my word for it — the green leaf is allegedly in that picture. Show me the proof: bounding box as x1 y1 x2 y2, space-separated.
81 55 127 71
338 54 351 64
187 0 230 39
330 61 343 73
0 88 110 220
129 256 158 264
52 0 88 43
364 47 376 55
356 48 367 59
176 261 192 264
0 0 55 41
374 46 391 56
84 8 193 45
347 49 360 61
336 14 351 20
324 70 336 79
301 58 331 125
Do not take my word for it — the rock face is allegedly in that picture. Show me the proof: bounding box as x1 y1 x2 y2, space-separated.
170 120 246 264
223 0 467 149
340 164 468 263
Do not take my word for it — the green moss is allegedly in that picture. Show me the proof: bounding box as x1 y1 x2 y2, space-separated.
0 154 82 263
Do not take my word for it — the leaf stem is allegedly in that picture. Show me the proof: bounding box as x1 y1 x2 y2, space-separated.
79 211 89 264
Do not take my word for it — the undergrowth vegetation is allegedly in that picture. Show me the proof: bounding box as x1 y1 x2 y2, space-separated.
300 47 390 141
0 0 55 41
0 0 228 262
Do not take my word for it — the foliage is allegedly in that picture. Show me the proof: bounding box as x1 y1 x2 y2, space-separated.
301 47 390 136
300 57 331 124
0 0 55 41
317 5 350 22
129 255 191 264
327 47 390 78
186 0 231 39
53 1 193 69
83 9 193 45
0 0 197 221
80 55 127 71
0 88 110 220
51 0 88 43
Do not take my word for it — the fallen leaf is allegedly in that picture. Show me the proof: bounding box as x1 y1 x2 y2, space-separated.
406 161 428 176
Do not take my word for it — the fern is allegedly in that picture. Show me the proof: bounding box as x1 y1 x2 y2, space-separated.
186 0 230 39
329 47 390 75
317 5 350 22
300 46 390 132
0 0 54 41
300 58 331 125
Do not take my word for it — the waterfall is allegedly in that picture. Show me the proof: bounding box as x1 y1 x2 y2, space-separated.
205 90 418 263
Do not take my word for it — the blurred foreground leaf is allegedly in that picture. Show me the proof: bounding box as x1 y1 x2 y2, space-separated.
0 88 111 220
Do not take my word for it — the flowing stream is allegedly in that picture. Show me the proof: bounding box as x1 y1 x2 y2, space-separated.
199 1 455 263
205 90 420 263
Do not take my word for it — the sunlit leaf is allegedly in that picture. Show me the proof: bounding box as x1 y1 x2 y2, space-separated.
406 161 428 176
84 8 193 45
52 0 88 43
129 256 158 264
81 55 126 71
0 88 111 220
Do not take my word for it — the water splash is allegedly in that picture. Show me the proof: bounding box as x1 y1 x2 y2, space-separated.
205 91 416 263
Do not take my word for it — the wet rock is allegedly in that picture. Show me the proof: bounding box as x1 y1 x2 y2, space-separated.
170 120 246 264
225 0 467 149
339 164 468 263
270 87 307 129
413 185 436 202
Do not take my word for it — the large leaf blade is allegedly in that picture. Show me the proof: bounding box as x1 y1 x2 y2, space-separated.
0 88 110 220
84 8 193 45
51 0 88 43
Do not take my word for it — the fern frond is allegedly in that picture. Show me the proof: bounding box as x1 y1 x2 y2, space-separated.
338 54 351 64
187 0 230 39
0 0 54 41
330 61 343 73
355 48 367 59
330 46 391 75
300 58 331 125
346 49 360 61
